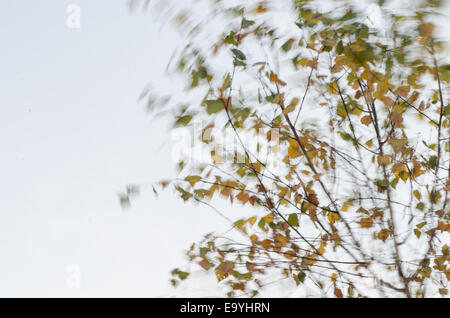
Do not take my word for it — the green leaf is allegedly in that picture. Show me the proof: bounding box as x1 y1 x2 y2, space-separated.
265 95 275 103
376 179 389 190
242 18 255 28
231 48 246 60
119 195 130 209
399 171 409 182
427 155 438 170
444 105 450 116
288 213 299 227
390 177 399 189
414 228 421 238
339 132 352 141
358 25 369 39
205 100 224 114
172 268 189 280
336 103 347 118
281 39 294 52
175 115 192 126
336 40 344 55
234 219 245 230
297 272 306 283
233 58 246 67
257 218 266 229
224 31 238 45
439 64 450 82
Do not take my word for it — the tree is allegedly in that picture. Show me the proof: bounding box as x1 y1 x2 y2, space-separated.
128 0 450 297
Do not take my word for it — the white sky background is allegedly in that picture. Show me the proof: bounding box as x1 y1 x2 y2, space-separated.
0 0 255 297
0 0 448 298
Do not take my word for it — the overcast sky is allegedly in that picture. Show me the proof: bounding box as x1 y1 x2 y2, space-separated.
1 0 448 298
0 0 258 297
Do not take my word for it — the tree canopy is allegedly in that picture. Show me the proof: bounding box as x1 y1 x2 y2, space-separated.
128 0 450 297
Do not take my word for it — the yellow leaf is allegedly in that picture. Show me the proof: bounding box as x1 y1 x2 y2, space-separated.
331 273 338 282
413 190 421 200
297 58 309 67
290 97 300 107
306 254 317 265
256 3 268 13
341 202 353 212
263 213 274 224
185 175 201 187
377 229 390 242
317 246 325 255
332 56 347 72
283 250 295 260
359 217 373 228
288 144 302 158
388 138 407 152
275 234 288 247
260 239 272 250
328 212 340 224
273 93 284 105
313 173 322 180
374 81 388 99
269 71 278 83
377 155 391 166
283 104 296 115
247 216 257 225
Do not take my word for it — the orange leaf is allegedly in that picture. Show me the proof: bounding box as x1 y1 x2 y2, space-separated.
283 250 295 260
236 191 249 204
334 288 343 298
360 115 372 126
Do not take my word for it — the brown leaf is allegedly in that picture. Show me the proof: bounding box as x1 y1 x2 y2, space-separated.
394 86 410 98
360 115 372 126
199 259 211 270
418 23 434 38
377 155 391 166
236 191 249 204
334 288 343 298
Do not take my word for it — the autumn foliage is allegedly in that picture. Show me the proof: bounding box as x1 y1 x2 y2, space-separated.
130 0 450 297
